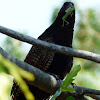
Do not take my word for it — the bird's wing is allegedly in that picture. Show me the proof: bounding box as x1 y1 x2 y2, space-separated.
24 36 55 71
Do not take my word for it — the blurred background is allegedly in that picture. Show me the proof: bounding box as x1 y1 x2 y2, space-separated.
0 0 100 99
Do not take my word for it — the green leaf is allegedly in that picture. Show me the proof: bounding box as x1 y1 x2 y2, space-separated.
50 89 62 100
61 65 81 89
61 87 75 92
51 65 81 100
0 54 35 100
0 64 8 73
66 96 75 100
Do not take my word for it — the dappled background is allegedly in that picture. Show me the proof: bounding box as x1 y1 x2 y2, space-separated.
51 0 100 96
0 0 100 100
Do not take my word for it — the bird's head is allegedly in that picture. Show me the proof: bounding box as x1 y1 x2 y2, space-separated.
57 2 75 26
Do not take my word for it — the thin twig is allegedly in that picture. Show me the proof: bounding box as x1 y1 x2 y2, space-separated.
0 25 100 63
74 86 100 95
74 86 100 100
86 94 100 100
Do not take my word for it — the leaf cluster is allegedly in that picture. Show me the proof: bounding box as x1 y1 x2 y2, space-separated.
0 54 35 100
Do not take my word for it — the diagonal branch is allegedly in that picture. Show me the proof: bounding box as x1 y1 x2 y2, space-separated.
0 47 62 94
0 46 100 100
0 25 100 63
0 46 86 100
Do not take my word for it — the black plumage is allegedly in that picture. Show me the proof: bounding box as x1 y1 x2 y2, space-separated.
11 2 75 100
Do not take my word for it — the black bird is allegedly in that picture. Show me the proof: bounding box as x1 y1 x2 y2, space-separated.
11 2 75 100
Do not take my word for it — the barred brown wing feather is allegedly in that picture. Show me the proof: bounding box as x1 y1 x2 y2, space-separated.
24 38 55 71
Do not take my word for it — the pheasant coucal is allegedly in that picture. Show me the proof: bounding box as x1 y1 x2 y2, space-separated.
11 2 75 100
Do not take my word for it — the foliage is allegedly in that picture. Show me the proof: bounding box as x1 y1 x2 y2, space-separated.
88 9 100 32
3 36 25 60
73 8 100 72
66 96 75 100
0 54 35 100
0 1 99 100
51 1 100 99
51 65 81 100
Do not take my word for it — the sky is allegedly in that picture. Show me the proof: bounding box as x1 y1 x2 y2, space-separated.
0 0 100 51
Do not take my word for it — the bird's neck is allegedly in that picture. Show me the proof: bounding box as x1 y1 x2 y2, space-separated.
50 17 74 47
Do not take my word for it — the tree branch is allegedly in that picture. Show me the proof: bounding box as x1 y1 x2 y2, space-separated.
75 86 100 99
86 94 100 100
0 25 100 63
0 47 62 94
1 46 100 100
75 86 100 95
0 46 86 100
0 26 100 99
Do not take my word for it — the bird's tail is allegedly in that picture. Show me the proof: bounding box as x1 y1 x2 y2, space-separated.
11 82 50 100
